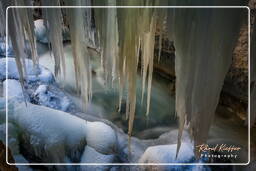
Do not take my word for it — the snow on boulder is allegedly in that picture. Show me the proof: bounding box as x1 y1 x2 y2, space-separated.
138 143 210 170
34 19 70 44
139 143 194 163
3 79 29 101
5 101 117 163
85 121 117 155
32 84 71 112
0 37 31 58
34 19 48 43
0 58 54 83
80 146 115 171
0 37 14 57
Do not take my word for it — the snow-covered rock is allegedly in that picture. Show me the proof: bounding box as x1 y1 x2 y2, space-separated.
32 84 71 111
85 121 117 155
139 143 194 164
138 143 211 171
0 58 54 83
34 19 48 43
3 79 29 102
80 146 115 171
3 100 117 163
34 19 70 44
0 37 31 58
0 37 14 57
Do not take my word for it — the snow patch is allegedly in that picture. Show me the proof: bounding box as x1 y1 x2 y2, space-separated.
33 84 71 111
0 58 54 83
3 79 29 101
80 146 115 171
34 19 70 44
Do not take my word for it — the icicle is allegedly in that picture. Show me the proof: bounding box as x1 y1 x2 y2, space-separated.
94 0 119 86
156 9 166 63
93 0 161 141
41 0 65 77
15 0 38 66
141 15 157 116
0 1 5 37
167 5 243 157
64 0 92 109
8 7 27 98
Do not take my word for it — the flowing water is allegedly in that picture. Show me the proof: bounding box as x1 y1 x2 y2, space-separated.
38 42 177 138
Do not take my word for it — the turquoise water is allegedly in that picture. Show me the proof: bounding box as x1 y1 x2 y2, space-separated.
38 43 177 137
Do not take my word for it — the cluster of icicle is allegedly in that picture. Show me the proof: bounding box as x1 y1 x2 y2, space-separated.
3 0 38 96
92 0 166 141
1 0 246 157
166 0 244 156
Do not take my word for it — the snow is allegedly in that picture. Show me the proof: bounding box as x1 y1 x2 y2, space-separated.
2 100 117 163
139 143 211 170
3 79 29 101
34 19 48 43
85 121 117 155
0 37 14 57
33 84 71 112
139 143 194 163
34 19 70 44
0 58 54 83
80 146 115 170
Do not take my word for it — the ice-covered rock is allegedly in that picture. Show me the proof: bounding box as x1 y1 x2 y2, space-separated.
139 143 194 164
3 100 117 163
0 37 31 58
34 19 70 44
80 146 115 171
0 58 54 83
32 84 71 111
85 121 117 155
0 37 14 57
34 19 48 43
138 143 212 170
3 79 29 102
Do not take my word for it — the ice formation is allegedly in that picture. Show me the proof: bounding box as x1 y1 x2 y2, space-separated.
63 0 93 110
41 0 65 77
139 143 211 171
80 146 115 171
2 99 117 163
0 0 246 157
3 79 29 101
34 19 48 43
33 84 71 111
0 58 54 83
92 0 163 139
166 2 244 155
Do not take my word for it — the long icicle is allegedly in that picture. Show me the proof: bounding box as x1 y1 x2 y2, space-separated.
166 1 244 157
64 0 92 109
42 0 65 77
